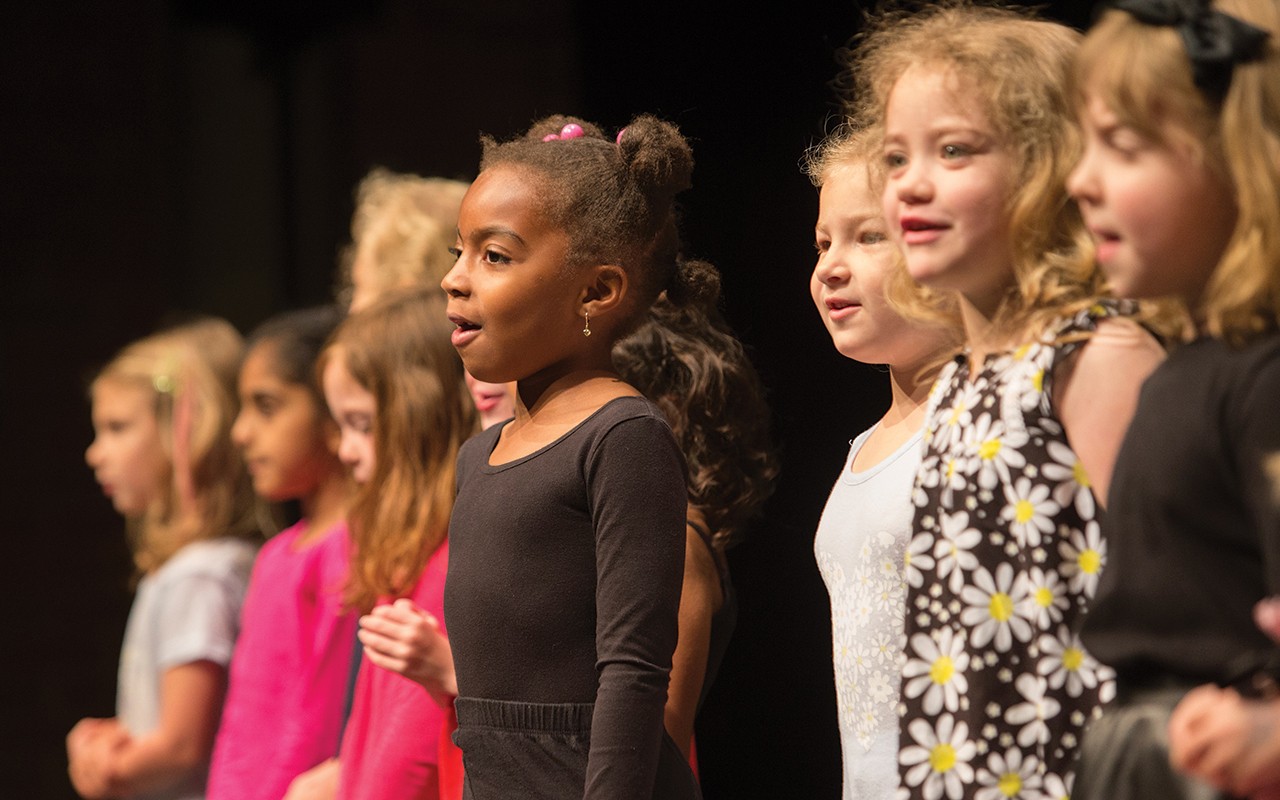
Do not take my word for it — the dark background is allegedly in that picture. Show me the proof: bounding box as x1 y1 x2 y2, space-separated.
1 1 1091 796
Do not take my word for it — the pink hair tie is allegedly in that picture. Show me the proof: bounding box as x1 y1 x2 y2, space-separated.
543 123 585 142
615 127 627 145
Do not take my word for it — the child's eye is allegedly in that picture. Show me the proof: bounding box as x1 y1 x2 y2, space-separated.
941 144 971 159
482 249 510 265
814 237 830 254
884 151 907 170
859 230 888 246
447 246 462 260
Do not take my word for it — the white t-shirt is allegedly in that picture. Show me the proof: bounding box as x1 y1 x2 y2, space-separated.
814 426 922 800
117 536 257 800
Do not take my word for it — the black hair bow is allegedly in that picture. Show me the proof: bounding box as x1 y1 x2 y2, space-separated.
1110 0 1269 101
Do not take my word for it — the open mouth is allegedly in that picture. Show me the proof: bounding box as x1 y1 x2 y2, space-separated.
899 217 946 245
449 314 481 347
825 297 862 320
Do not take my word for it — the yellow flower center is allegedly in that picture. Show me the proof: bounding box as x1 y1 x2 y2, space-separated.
946 459 957 480
1015 499 1036 524
930 742 957 773
1032 369 1044 393
1078 548 1101 575
979 438 1002 461
989 592 1014 622
948 403 966 426
1063 647 1084 672
1073 460 1091 488
1035 587 1054 608
930 656 955 685
999 772 1022 797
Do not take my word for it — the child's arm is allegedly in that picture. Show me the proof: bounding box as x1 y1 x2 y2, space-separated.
663 520 722 759
1169 683 1280 797
67 660 226 798
283 757 340 800
1055 316 1165 508
357 598 456 707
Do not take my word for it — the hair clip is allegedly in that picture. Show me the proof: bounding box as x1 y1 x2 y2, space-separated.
542 123 585 142
615 127 628 145
1111 0 1269 101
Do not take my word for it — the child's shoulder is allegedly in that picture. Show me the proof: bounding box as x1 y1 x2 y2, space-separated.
155 536 258 585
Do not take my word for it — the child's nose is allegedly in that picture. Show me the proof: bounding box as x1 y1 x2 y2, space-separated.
1066 151 1097 203
813 252 849 286
894 163 933 203
441 259 469 297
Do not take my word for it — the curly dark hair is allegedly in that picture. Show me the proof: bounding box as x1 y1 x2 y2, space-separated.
479 114 715 319
613 276 779 548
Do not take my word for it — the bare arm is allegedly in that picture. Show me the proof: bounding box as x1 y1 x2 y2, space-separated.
283 757 341 800
1055 316 1165 509
663 516 724 759
68 660 226 798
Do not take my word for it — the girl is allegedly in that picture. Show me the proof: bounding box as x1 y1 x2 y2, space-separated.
612 287 779 760
313 286 477 800
337 168 515 438
355 285 776 787
853 4 1167 797
803 125 960 799
68 318 258 800
441 114 708 800
206 306 358 800
340 168 469 312
1065 1 1280 798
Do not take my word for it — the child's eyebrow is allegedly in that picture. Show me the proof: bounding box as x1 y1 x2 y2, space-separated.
468 225 528 247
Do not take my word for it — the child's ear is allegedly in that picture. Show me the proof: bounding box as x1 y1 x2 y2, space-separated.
580 264 627 317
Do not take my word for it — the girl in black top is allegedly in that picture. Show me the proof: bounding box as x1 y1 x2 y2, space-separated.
441 114 715 800
1068 1 1280 797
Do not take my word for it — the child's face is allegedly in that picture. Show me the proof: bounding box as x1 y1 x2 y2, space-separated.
85 379 169 516
812 163 930 366
232 343 338 502
442 165 582 385
465 372 515 430
321 351 377 484
1068 92 1237 304
882 65 1017 313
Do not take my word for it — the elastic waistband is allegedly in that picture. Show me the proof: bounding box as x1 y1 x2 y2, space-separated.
455 697 595 734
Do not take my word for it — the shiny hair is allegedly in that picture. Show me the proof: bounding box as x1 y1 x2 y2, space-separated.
848 1 1104 341
338 169 469 308
321 287 478 612
612 283 778 548
1074 0 1280 344
479 114 716 327
92 318 257 575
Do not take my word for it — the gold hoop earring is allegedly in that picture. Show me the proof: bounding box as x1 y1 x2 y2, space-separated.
582 311 591 337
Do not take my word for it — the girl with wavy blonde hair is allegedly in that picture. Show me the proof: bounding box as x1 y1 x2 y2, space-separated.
69 318 258 800
846 3 1167 796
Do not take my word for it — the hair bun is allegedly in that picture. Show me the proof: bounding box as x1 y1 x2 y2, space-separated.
524 115 606 143
665 258 721 309
617 115 694 198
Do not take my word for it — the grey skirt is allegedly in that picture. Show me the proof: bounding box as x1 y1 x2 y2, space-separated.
1075 686 1234 800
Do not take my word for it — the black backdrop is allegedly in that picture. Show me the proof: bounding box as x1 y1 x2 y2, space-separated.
0 1 1092 796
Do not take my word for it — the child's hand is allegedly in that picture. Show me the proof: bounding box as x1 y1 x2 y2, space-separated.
1255 597 1280 644
1169 684 1280 797
67 717 128 798
358 598 457 703
283 757 340 800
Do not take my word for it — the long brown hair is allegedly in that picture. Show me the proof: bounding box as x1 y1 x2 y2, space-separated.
323 287 478 612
